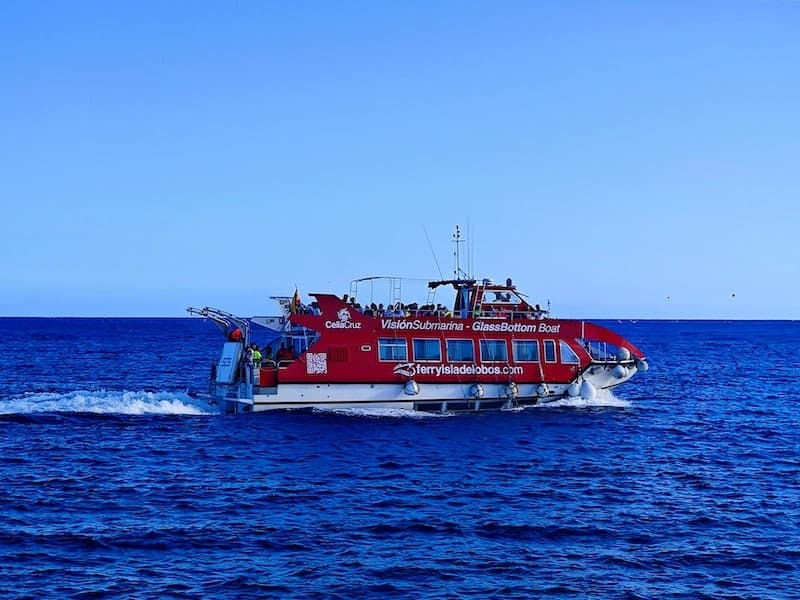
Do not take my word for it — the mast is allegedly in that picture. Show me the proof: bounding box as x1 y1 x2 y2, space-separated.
453 225 468 280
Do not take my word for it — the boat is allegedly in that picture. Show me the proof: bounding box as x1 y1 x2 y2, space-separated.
187 232 648 414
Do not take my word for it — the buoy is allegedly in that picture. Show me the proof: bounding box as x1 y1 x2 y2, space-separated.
636 359 649 373
470 384 485 399
404 380 419 395
505 382 518 399
537 383 549 397
567 382 581 397
580 381 597 400
616 347 631 361
612 364 627 379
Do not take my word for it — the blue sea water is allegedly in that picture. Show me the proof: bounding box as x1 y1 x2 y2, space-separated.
1 317 799 599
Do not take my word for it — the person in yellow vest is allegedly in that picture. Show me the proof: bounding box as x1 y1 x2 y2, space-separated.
252 344 262 368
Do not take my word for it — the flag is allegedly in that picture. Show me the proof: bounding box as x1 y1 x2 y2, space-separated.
290 288 300 314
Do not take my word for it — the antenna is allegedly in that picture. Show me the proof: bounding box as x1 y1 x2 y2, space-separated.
453 225 468 279
423 225 445 280
467 219 473 279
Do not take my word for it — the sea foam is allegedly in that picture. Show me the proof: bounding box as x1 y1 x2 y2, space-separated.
535 387 632 409
0 390 213 415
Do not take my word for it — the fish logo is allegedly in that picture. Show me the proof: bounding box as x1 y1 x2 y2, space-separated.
393 362 417 377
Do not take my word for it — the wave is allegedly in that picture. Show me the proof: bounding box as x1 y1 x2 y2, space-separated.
535 387 632 409
0 388 630 418
0 390 214 416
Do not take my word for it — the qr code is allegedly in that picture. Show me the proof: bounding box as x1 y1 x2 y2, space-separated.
306 352 328 375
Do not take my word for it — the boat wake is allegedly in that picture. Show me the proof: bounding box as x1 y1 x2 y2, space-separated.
0 390 214 416
535 388 632 409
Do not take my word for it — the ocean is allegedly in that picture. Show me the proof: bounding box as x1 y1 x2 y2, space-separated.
0 317 798 599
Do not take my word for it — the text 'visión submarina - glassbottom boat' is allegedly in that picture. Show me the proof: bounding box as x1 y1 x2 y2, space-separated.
188 255 648 414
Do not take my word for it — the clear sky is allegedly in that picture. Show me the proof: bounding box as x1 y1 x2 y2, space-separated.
2 1 798 319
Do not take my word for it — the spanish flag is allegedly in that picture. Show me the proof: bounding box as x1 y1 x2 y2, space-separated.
290 288 300 314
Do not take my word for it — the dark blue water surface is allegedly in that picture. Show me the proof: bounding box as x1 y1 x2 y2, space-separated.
1 318 799 599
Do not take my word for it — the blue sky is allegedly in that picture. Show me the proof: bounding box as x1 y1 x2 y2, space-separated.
2 1 798 318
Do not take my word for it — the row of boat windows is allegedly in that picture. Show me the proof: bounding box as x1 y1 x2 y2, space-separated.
378 338 580 364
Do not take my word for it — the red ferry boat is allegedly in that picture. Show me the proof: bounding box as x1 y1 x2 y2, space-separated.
188 273 648 414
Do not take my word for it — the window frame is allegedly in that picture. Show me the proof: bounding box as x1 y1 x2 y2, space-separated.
559 340 580 364
479 339 508 363
512 339 540 363
378 338 408 362
543 339 557 363
446 338 475 363
412 338 442 362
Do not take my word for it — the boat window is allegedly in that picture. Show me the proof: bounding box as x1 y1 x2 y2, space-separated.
413 339 441 362
482 290 517 304
378 338 407 361
578 339 624 362
513 340 539 362
446 339 474 362
543 339 557 363
560 340 580 364
480 339 507 362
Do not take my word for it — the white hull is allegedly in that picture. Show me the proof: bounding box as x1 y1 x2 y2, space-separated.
212 362 637 413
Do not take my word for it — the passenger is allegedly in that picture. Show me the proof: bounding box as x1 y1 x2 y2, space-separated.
252 344 262 368
263 345 274 364
242 345 254 382
377 303 385 317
